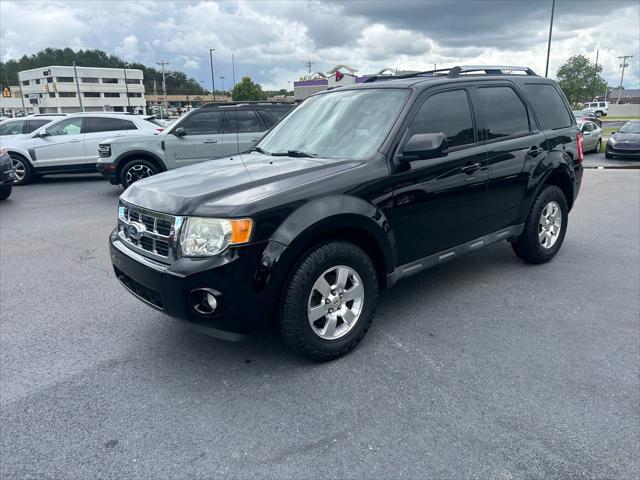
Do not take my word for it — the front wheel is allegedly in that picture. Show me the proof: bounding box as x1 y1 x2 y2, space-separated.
10 155 33 185
605 147 614 159
512 185 568 264
120 159 159 189
280 241 378 361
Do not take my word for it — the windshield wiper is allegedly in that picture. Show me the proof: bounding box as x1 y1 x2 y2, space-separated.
271 150 317 158
249 146 271 155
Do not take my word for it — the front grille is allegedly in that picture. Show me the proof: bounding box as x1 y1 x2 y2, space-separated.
118 202 180 263
114 266 165 310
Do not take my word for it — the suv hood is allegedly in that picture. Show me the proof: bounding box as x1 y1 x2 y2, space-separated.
121 152 363 217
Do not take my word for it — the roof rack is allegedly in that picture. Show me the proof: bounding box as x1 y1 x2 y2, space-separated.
364 65 538 83
201 101 294 108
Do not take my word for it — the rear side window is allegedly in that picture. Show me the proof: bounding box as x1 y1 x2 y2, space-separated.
476 87 530 140
523 83 573 130
410 90 475 148
25 119 51 133
178 110 222 135
0 120 26 136
224 110 264 133
85 117 137 133
599 102 606 107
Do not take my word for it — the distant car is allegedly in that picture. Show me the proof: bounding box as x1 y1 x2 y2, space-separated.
0 115 65 137
605 120 640 159
582 101 608 117
0 113 161 185
572 109 602 127
578 120 602 153
0 148 16 200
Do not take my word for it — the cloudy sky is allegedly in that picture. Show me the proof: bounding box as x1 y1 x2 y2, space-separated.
1 0 639 91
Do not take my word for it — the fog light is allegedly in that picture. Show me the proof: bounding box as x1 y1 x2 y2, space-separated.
205 292 217 311
191 288 220 316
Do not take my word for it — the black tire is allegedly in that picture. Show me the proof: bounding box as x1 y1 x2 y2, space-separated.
512 185 568 264
595 110 603 117
605 147 614 159
594 138 602 153
120 159 159 188
0 185 11 200
10 154 33 186
280 241 378 361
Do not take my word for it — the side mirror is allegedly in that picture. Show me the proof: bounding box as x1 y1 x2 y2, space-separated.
35 130 50 138
399 133 448 163
172 127 187 137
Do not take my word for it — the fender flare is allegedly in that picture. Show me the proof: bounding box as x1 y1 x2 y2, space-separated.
114 150 167 172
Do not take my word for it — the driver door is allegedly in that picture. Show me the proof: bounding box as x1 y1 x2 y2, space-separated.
163 109 224 167
32 117 85 168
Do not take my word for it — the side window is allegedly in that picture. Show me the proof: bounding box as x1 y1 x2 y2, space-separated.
522 84 573 130
476 86 530 140
46 118 83 136
409 90 475 149
85 117 137 133
0 120 26 136
25 119 51 133
178 110 222 135
224 110 264 133
581 122 593 133
257 110 279 129
599 102 606 108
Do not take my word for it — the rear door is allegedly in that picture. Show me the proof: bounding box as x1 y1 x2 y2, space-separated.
221 109 266 156
163 109 224 166
386 87 489 264
83 117 138 162
471 83 546 232
32 117 85 167
580 121 598 150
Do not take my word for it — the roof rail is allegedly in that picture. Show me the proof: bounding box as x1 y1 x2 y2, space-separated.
364 65 538 83
201 101 294 108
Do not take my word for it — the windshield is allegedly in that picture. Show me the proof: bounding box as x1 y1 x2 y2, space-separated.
619 120 640 134
258 88 409 159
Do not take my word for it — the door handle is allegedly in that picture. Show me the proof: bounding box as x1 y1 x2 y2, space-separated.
203 139 218 144
528 146 544 157
251 138 261 142
461 162 481 174
70 139 82 143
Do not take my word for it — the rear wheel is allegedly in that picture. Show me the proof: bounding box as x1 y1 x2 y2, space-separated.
0 185 11 200
280 241 378 361
594 138 602 153
10 154 33 185
120 159 159 189
512 185 568 264
595 110 603 117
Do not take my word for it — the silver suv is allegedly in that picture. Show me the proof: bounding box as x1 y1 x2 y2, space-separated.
96 102 294 188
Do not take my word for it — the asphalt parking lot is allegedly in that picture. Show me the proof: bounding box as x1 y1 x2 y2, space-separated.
582 150 640 169
1 170 639 479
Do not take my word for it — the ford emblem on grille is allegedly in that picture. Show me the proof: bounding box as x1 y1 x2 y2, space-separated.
126 222 145 240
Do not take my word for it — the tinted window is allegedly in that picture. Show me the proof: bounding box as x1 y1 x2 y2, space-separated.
224 110 264 133
85 117 137 133
26 119 51 133
46 118 83 136
178 110 222 135
580 122 594 132
523 84 573 130
0 120 25 136
477 87 530 140
410 90 475 148
257 110 279 129
599 103 606 107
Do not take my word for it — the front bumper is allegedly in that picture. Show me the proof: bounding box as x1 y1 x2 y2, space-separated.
109 230 275 337
606 144 640 158
97 160 119 184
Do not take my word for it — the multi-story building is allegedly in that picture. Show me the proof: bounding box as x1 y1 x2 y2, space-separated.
18 65 145 114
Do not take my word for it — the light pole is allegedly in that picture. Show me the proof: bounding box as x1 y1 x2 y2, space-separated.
219 76 225 95
123 63 131 112
617 55 633 103
288 81 291 93
209 48 216 102
545 0 555 77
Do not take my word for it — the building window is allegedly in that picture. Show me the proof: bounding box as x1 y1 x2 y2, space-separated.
83 92 101 97
35 79 41 85
59 92 76 97
127 92 142 97
46 77 54 83
102 78 118 83
24 94 29 98
57 77 75 83
125 78 141 84
104 92 120 98
82 77 99 83
21 80 29 86
49 92 56 98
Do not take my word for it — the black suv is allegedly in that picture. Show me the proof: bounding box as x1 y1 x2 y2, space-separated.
109 66 583 361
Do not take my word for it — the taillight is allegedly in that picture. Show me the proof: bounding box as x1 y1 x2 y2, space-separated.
576 131 584 162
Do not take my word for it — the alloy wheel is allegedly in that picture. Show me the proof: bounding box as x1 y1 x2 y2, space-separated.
538 200 562 249
125 164 154 185
11 158 26 182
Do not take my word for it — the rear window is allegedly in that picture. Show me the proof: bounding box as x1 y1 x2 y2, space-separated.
523 83 573 130
85 117 137 133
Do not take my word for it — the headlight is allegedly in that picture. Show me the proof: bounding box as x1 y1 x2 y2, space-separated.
98 144 112 157
608 136 617 145
180 217 253 256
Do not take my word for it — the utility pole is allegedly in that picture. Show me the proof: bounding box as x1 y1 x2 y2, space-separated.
209 48 216 102
617 55 633 103
123 64 131 112
219 76 225 94
288 81 291 93
545 0 555 77
153 78 160 118
72 61 84 112
305 59 313 73
590 49 599 100
157 60 169 115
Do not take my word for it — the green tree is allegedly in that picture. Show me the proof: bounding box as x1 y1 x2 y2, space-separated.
231 76 265 101
557 54 608 107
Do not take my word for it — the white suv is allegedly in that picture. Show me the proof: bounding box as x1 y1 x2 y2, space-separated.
0 113 160 184
582 101 608 117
